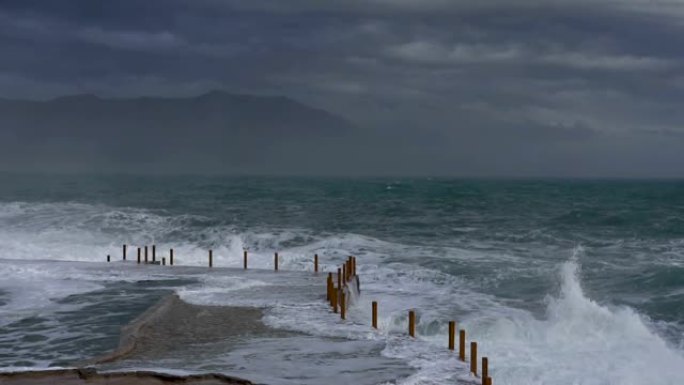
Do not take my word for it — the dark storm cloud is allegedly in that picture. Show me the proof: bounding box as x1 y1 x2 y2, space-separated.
1 0 684 176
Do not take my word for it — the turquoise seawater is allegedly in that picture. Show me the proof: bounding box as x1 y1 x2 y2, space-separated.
0 175 683 384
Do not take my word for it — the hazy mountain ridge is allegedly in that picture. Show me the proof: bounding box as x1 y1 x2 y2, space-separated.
0 91 353 139
0 91 359 173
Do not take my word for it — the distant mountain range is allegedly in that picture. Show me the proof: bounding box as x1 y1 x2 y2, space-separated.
0 91 359 174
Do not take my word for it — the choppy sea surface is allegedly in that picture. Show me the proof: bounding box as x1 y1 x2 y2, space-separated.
0 175 683 385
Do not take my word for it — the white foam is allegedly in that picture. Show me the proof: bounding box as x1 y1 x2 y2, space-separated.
465 249 684 385
2 200 684 384
0 263 104 326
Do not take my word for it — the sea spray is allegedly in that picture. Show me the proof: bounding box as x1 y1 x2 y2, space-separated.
1 176 684 385
476 249 684 385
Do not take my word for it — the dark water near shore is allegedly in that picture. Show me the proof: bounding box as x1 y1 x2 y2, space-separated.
1 174 683 385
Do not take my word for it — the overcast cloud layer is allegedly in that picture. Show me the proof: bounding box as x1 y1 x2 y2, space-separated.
1 0 684 177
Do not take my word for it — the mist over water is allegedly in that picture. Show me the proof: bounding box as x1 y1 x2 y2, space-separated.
0 175 683 385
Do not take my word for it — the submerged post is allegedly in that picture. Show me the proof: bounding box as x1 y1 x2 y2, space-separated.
137 247 141 264
144 246 148 264
352 256 356 276
314 254 318 273
107 254 110 262
332 288 338 313
342 264 347 284
244 250 248 269
162 257 166 266
347 258 352 280
459 330 466 361
123 244 127 261
449 321 455 350
485 377 492 385
152 245 156 263
482 357 488 385
327 272 333 301
170 248 174 266
372 301 378 329
470 342 478 376
209 249 213 268
274 252 279 271
408 310 416 337
337 267 342 289
340 290 346 320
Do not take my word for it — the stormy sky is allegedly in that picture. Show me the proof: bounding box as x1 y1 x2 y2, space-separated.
1 0 684 177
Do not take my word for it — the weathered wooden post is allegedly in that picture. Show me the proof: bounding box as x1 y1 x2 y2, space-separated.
332 287 338 313
449 321 455 350
327 273 332 301
144 246 148 264
123 244 127 261
162 257 166 266
342 264 347 284
372 301 378 329
459 330 466 361
482 357 488 385
274 252 279 271
137 247 141 264
337 267 342 289
484 377 492 385
314 254 318 273
243 250 248 269
107 254 110 262
170 248 174 266
470 342 478 376
340 290 346 320
209 249 213 268
409 310 416 337
152 245 156 263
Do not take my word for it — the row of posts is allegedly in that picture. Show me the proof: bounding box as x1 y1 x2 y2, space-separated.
326 257 493 385
108 244 174 265
110 244 321 272
326 256 357 320
111 246 492 383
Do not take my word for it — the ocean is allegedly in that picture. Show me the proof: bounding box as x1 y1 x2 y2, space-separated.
0 174 683 385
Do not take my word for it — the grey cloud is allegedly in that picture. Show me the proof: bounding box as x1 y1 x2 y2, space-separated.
1 0 684 176
78 28 183 52
385 40 674 71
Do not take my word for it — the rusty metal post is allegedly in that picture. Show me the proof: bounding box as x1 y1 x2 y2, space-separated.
340 290 346 320
327 273 333 301
482 357 488 385
449 321 455 350
470 342 478 376
332 287 338 313
342 264 346 284
459 329 466 361
372 301 378 329
409 310 416 337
